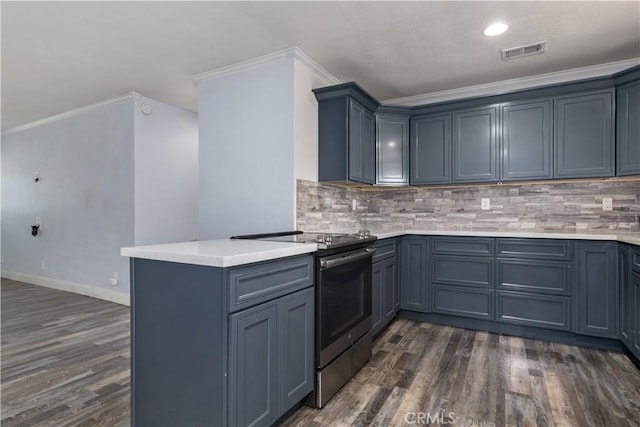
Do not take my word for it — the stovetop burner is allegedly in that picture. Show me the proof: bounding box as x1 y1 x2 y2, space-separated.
230 230 376 251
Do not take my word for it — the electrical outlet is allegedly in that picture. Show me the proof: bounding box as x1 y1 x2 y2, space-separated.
602 197 613 211
110 272 119 286
481 198 490 210
352 199 357 211
41 260 45 270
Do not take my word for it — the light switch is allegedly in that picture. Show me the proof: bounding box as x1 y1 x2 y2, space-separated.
481 198 490 210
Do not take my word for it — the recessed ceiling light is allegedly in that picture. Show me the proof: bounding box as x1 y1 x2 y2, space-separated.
483 22 509 36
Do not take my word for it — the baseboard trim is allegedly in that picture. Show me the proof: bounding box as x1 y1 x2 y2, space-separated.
1 270 130 306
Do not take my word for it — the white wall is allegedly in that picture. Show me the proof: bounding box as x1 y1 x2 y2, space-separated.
292 58 336 218
198 58 295 239
134 96 198 245
1 99 135 296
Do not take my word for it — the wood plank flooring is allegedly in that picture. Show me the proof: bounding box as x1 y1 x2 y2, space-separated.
284 320 640 427
2 278 640 426
1 279 130 427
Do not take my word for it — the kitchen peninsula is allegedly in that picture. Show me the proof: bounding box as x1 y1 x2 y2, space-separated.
122 228 640 426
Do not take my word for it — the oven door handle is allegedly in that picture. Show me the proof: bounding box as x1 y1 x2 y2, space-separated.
320 248 375 270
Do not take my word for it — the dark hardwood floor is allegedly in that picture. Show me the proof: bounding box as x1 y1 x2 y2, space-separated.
2 278 640 426
1 279 130 427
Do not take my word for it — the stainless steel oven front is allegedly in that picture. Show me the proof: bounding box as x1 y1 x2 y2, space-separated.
308 246 374 408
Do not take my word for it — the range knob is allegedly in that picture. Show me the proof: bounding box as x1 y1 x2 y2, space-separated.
357 229 371 238
315 234 332 245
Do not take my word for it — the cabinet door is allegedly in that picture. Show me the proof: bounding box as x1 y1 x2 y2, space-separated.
620 245 631 344
376 114 409 185
555 91 614 178
371 261 383 336
348 99 375 184
410 114 451 184
400 237 429 312
229 302 278 427
382 257 397 326
501 99 552 181
617 81 640 176
575 242 618 338
632 272 640 359
278 288 314 413
453 106 498 183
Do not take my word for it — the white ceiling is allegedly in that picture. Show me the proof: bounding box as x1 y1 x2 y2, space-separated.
2 1 639 130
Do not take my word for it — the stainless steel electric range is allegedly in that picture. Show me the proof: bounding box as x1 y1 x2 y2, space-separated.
231 230 377 407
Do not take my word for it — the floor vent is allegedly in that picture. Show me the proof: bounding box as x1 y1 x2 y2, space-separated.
501 41 546 61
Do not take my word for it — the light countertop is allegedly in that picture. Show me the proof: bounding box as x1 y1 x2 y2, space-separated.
122 229 640 268
372 229 640 246
121 239 317 268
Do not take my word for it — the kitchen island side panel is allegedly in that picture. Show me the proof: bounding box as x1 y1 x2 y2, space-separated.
131 258 226 427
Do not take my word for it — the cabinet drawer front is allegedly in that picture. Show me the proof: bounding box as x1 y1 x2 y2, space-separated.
432 237 494 256
228 256 313 313
496 239 572 260
632 248 640 273
497 259 571 295
432 285 493 320
432 255 493 288
372 239 397 263
497 291 570 330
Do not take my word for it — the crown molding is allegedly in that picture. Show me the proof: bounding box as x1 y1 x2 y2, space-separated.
383 57 640 107
2 92 141 136
192 46 340 86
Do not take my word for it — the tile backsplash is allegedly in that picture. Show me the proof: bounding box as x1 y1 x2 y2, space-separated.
297 178 640 233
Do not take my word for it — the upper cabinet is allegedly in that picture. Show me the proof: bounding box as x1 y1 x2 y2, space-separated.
452 105 499 183
410 113 451 185
616 80 640 176
376 108 410 185
554 90 614 178
314 83 379 184
501 99 553 181
315 66 638 186
348 99 376 184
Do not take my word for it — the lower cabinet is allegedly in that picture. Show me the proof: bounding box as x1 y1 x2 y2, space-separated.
631 271 640 359
432 284 494 319
497 291 571 331
372 239 399 336
575 242 618 338
620 245 632 344
229 287 314 427
400 237 429 312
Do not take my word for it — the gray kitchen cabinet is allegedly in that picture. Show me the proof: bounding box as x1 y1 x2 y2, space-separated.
349 99 376 184
432 284 494 320
372 239 399 336
500 99 553 181
575 242 618 338
278 288 315 414
376 110 410 185
400 237 429 312
314 82 379 184
616 80 640 176
229 301 279 427
497 291 571 331
555 91 614 178
452 105 499 183
130 255 314 427
410 113 451 185
620 245 631 344
631 271 640 359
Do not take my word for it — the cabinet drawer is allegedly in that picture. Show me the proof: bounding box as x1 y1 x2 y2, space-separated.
432 237 494 256
632 248 640 273
496 239 572 260
497 291 570 331
372 239 397 263
432 255 493 288
497 259 571 296
228 256 313 313
432 285 494 320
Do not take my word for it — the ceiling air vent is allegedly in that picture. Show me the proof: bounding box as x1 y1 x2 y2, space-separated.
501 41 546 61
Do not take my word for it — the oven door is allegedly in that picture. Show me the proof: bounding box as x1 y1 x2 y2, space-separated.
316 247 374 368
